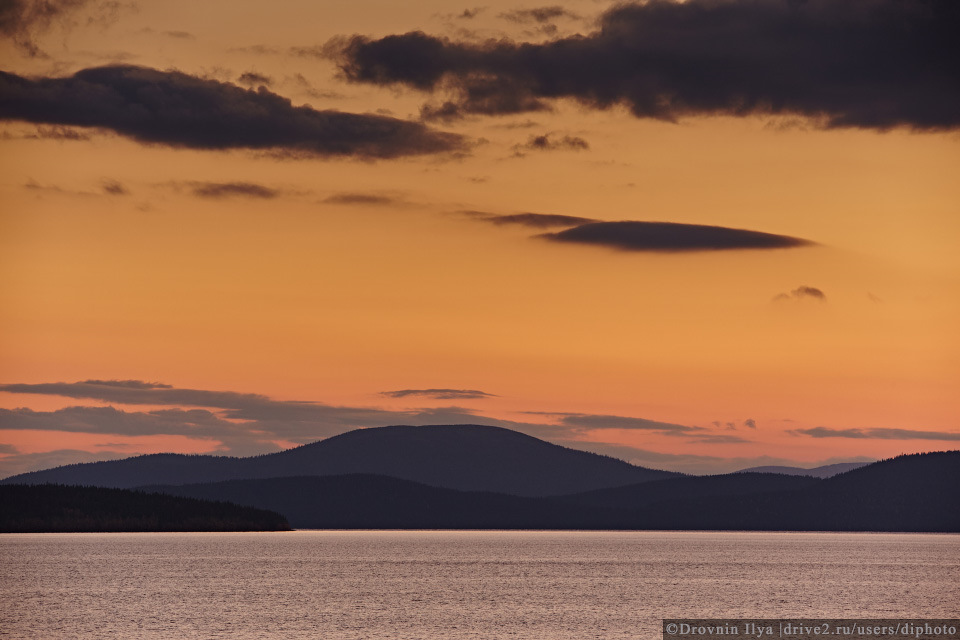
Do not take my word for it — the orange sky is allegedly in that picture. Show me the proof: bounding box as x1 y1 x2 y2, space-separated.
1 0 958 476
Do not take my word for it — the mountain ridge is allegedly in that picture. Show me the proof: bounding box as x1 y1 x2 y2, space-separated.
0 424 681 496
736 462 870 478
0 484 291 532
138 450 960 531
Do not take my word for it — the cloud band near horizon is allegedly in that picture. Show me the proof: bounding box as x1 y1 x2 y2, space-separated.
0 380 737 459
3 380 955 479
794 427 960 441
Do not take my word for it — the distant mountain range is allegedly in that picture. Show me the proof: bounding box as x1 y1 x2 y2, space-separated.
143 452 960 531
736 462 870 478
0 424 681 496
3 425 956 531
138 471 818 530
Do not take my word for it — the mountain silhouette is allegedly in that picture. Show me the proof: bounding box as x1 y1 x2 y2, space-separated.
140 475 603 529
555 471 819 510
138 472 815 530
138 451 959 531
571 450 960 531
0 484 290 532
0 424 680 496
735 462 869 478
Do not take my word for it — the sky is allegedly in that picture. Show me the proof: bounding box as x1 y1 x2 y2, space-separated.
1 0 958 477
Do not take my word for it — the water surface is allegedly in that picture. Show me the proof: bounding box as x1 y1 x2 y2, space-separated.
1 531 957 639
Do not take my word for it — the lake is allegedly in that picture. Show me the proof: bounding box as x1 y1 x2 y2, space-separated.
1 531 957 639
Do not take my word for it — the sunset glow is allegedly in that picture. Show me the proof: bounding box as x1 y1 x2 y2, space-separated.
2 0 958 477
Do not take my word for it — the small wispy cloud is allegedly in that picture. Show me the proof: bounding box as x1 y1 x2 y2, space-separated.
101 179 128 195
773 285 826 302
163 30 194 40
380 389 497 400
189 181 280 199
535 412 701 435
237 71 273 87
498 6 580 24
26 125 92 141
513 133 589 155
323 192 402 206
461 210 596 229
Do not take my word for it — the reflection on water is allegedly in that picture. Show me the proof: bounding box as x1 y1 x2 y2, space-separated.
1 531 957 639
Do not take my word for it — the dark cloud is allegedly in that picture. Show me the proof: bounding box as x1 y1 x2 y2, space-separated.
0 443 18 454
189 181 279 199
0 0 90 56
0 0 87 29
792 427 960 441
380 389 497 400
163 30 193 40
419 76 551 121
237 71 273 87
498 6 579 24
0 65 466 158
514 133 588 153
744 418 757 429
465 211 597 229
323 192 400 205
100 179 128 195
419 100 466 122
540 221 814 253
331 0 959 130
459 8 484 20
1 0 132 57
773 285 826 302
